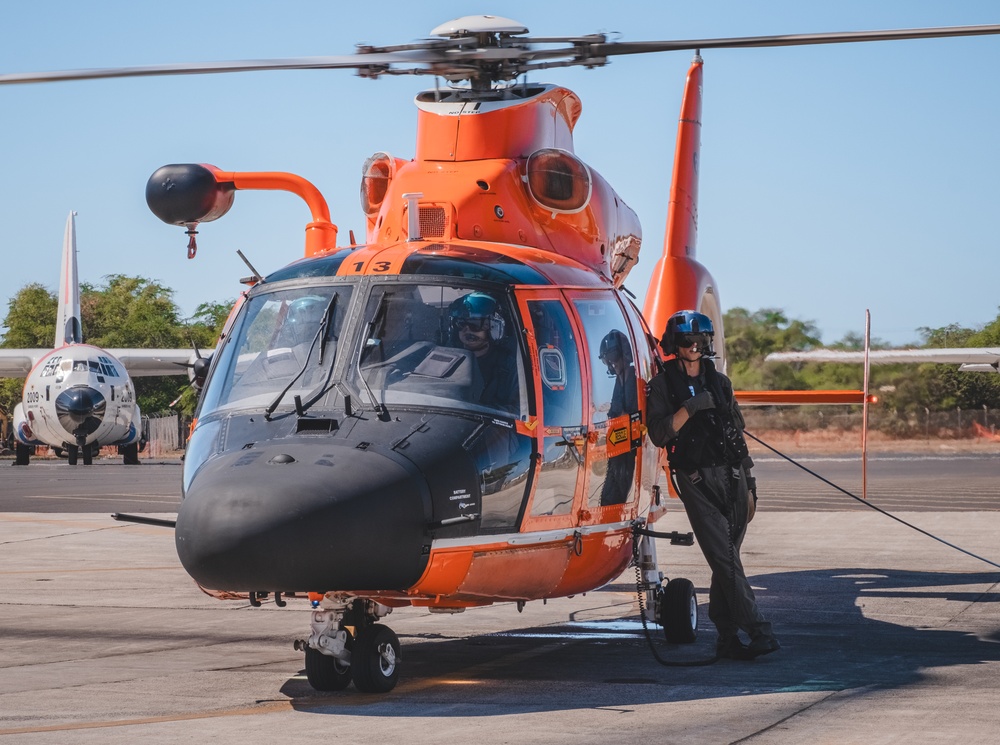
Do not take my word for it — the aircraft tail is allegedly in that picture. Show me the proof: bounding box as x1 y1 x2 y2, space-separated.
643 55 727 370
55 211 82 347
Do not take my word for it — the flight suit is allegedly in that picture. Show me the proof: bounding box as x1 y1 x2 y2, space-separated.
647 358 777 655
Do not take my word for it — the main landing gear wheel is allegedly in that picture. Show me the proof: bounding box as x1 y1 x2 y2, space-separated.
304 643 352 691
67 444 79 465
659 577 698 644
351 623 400 693
122 442 140 465
14 443 30 466
82 443 94 466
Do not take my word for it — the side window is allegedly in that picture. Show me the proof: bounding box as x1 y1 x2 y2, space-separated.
527 299 584 518
527 300 583 427
572 294 639 508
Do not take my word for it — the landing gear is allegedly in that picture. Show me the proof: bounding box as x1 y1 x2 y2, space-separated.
67 444 78 465
352 624 400 693
121 443 140 465
14 443 30 466
304 644 352 691
299 597 398 693
658 577 698 644
634 523 698 644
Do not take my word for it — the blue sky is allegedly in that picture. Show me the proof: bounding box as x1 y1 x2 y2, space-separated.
1 1 998 346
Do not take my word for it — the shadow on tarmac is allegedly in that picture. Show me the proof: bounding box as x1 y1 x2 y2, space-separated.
279 567 1000 714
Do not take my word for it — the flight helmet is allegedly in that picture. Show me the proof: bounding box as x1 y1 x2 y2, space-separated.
661 310 715 357
449 292 505 341
598 329 633 376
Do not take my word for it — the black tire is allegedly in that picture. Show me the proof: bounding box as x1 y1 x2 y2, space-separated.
82 444 93 466
14 443 30 466
351 624 400 693
53 447 66 459
304 645 352 692
122 443 140 465
660 577 698 644
67 445 78 466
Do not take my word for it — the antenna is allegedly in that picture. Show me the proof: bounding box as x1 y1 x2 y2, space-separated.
237 249 264 285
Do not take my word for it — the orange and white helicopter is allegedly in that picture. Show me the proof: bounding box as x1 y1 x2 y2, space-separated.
4 15 999 693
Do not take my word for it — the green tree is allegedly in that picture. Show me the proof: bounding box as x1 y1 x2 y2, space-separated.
1 275 234 417
724 307 821 390
1 284 57 347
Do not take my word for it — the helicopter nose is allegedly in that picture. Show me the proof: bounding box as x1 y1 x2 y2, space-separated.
55 386 106 436
175 443 430 592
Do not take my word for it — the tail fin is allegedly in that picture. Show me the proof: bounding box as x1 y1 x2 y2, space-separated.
55 211 82 347
643 55 727 369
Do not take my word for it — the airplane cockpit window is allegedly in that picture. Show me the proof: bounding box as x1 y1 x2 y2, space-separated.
73 360 88 372
198 283 354 416
352 283 526 419
40 356 61 377
98 356 120 378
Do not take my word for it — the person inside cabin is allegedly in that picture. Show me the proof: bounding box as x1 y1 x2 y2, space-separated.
646 310 780 661
449 291 518 414
598 329 638 506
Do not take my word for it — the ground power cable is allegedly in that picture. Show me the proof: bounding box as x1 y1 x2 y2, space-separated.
743 429 1000 571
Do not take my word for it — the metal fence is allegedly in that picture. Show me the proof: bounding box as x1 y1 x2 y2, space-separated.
143 413 193 456
741 406 999 440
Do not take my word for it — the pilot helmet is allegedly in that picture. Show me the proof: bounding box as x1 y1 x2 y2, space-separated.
449 292 505 341
661 310 715 357
282 295 327 345
598 329 632 375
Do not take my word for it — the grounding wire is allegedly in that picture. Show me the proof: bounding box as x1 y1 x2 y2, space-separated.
743 429 1000 571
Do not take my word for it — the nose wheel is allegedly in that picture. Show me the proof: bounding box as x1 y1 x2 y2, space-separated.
304 644 352 691
302 599 400 693
351 624 400 693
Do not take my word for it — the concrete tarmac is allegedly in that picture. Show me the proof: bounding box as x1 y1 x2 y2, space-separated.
1 462 999 742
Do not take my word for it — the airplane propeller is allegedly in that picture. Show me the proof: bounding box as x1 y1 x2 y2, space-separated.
2 15 999 88
169 341 212 409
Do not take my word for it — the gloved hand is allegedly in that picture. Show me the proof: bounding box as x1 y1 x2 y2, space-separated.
683 391 715 415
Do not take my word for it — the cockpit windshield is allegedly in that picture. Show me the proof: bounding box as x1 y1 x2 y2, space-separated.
196 280 527 420
198 284 352 416
351 283 526 419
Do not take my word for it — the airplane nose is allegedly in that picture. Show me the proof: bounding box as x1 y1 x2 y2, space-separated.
55 386 106 436
175 443 430 592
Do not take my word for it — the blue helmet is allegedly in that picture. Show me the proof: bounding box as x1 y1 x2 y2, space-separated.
599 329 632 376
661 310 715 357
449 292 505 341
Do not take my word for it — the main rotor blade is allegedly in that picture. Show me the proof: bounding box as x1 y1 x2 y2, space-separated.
2 23 998 87
589 24 1000 57
0 51 437 86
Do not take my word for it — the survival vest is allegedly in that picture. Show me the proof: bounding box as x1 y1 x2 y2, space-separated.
661 358 749 471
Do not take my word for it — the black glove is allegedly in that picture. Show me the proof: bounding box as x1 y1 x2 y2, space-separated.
683 391 715 415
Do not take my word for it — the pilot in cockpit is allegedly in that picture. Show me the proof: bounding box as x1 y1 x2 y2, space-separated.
449 292 519 414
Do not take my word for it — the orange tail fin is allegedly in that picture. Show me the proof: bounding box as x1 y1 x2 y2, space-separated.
643 55 727 368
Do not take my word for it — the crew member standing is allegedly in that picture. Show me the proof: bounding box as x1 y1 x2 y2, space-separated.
646 310 780 660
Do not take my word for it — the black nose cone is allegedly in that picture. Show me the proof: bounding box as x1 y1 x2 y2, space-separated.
55 386 106 436
175 443 430 592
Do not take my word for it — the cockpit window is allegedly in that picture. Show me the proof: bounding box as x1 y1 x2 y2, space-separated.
198 284 354 416
352 283 526 419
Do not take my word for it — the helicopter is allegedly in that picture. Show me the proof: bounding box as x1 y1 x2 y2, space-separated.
4 15 999 693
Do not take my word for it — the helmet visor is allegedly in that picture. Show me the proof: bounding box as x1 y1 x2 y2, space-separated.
676 332 712 349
